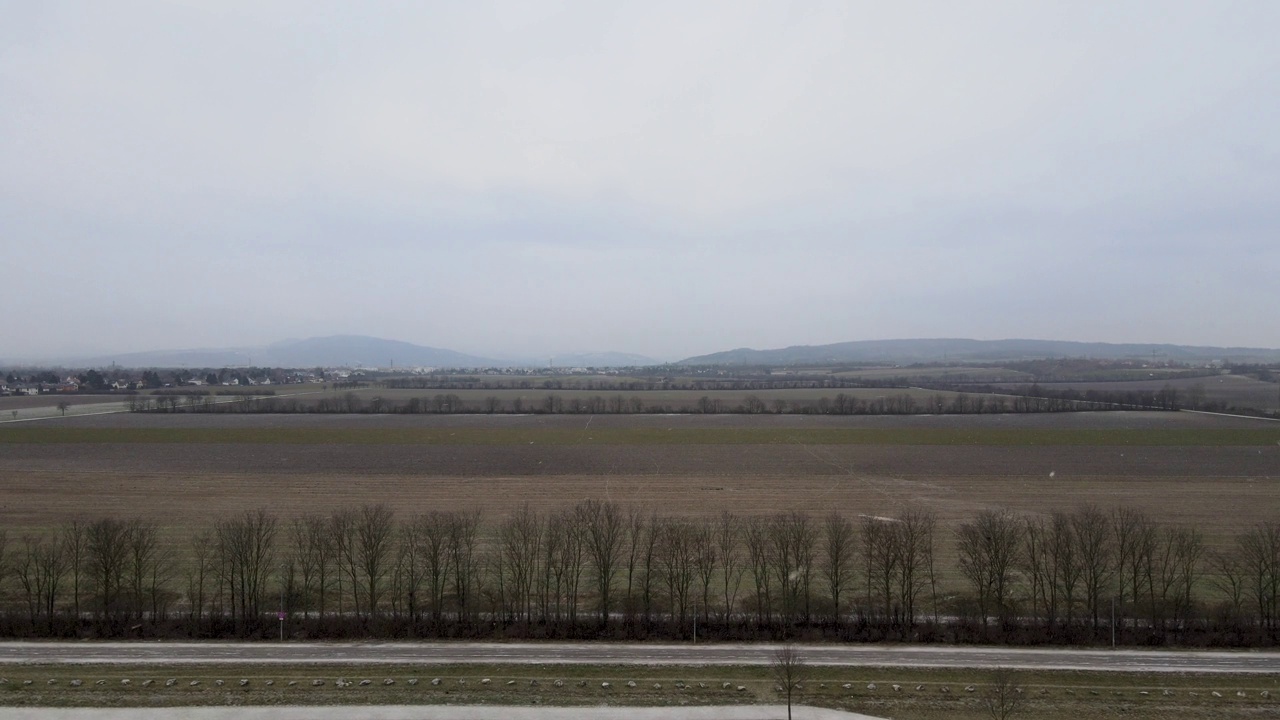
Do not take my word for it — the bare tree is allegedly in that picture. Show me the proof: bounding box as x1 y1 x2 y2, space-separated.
898 510 936 629
981 667 1024 720
329 509 359 617
125 518 160 622
16 536 68 632
1236 521 1279 636
956 510 1023 629
716 511 744 625
691 522 717 629
1113 506 1156 621
771 644 808 720
744 516 774 626
498 504 541 624
215 509 278 635
577 499 625 629
185 531 213 627
393 519 426 625
356 503 395 621
60 521 88 624
1049 511 1081 627
822 511 855 627
657 518 696 629
861 515 899 627
1208 548 1247 632
448 509 483 627
86 518 129 630
621 509 649 624
1072 505 1115 632
414 512 452 630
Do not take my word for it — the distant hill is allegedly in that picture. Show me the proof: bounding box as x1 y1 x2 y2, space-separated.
679 338 1280 366
63 336 659 369
253 335 497 369
550 351 662 367
76 335 499 369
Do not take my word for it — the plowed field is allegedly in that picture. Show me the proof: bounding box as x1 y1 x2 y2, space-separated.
1 412 1277 554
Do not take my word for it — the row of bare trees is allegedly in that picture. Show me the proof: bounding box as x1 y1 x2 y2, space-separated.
132 390 1131 416
956 507 1280 643
0 502 1276 644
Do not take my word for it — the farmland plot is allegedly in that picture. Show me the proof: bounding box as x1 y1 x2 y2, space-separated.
1 411 1276 551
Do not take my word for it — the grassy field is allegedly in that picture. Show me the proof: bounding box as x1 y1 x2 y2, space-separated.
0 411 1277 561
0 661 1274 718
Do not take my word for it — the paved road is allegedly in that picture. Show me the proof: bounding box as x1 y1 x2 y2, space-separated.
1 642 1277 674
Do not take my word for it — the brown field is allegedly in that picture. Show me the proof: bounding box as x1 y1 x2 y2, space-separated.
993 374 1280 412
1 412 1278 562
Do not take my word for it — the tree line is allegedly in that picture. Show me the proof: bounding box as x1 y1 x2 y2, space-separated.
1 502 1275 645
130 390 1128 416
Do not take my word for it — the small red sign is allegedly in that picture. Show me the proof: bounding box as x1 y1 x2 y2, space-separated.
278 612 286 620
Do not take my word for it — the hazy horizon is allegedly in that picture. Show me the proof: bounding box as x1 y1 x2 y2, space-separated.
4 2 1278 359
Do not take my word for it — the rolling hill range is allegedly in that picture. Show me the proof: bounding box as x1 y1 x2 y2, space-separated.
70 336 498 369
678 338 1280 365
62 336 660 369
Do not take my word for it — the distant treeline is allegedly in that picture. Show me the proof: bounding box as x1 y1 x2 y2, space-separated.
381 376 909 392
130 391 1128 416
2 502 1276 646
923 383 1196 412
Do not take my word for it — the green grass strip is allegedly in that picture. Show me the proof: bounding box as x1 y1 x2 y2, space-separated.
1 427 1279 446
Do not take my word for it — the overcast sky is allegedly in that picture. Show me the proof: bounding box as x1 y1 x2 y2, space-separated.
3 1 1278 361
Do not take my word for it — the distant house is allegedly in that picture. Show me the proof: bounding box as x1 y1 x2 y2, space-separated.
112 379 132 390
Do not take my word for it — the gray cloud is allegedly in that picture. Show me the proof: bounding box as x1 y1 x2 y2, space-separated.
2 1 1277 361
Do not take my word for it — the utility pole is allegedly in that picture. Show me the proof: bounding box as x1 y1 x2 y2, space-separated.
279 564 286 642
1111 596 1116 649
